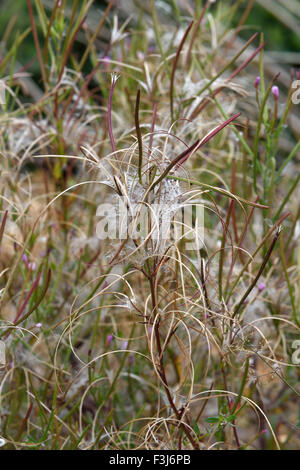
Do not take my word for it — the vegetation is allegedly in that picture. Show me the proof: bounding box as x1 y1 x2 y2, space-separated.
0 0 299 450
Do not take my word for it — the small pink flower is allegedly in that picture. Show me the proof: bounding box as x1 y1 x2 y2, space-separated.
272 85 279 100
23 254 37 271
137 51 144 61
35 323 42 328
254 76 260 88
28 261 37 271
258 282 266 292
105 334 113 347
121 340 128 350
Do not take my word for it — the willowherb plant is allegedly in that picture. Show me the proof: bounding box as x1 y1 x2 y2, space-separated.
0 0 299 451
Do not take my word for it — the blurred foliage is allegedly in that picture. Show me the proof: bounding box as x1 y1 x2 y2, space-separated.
0 0 34 65
240 2 300 53
0 0 299 79
0 0 106 78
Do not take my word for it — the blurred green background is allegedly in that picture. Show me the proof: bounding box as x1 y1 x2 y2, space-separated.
0 0 299 78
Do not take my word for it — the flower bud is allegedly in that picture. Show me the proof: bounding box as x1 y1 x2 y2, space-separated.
105 334 113 347
258 282 266 292
272 85 279 100
254 76 260 88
